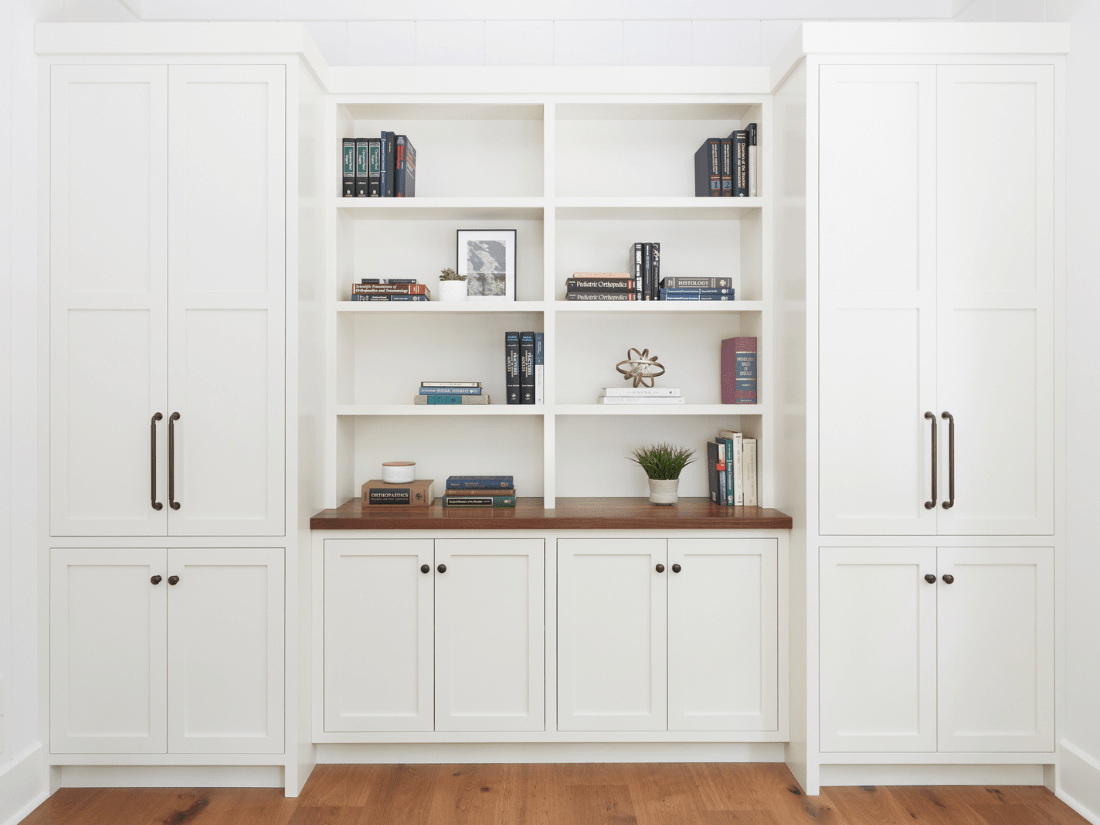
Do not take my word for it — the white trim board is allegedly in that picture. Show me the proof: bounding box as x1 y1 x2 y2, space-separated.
1058 740 1100 825
56 765 284 789
0 744 47 825
819 763 1046 787
316 742 786 764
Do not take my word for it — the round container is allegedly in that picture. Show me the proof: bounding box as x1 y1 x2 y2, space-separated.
382 461 416 484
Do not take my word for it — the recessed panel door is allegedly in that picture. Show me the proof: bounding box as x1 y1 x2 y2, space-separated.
558 538 667 731
167 65 286 536
50 66 169 536
435 539 544 732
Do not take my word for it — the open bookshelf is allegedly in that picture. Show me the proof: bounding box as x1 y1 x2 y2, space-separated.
324 78 772 509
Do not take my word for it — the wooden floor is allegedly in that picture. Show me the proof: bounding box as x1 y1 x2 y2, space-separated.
19 763 1091 825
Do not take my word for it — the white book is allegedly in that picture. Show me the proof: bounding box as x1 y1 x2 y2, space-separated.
602 387 681 397
718 429 744 505
743 438 757 506
535 364 544 405
598 396 685 405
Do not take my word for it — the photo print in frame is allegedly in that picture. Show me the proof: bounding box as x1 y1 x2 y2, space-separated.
457 229 516 301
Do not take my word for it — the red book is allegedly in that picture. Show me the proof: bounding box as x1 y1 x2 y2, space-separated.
721 337 757 404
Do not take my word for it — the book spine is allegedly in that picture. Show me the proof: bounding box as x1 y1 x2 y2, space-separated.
722 438 734 505
733 432 744 505
534 332 544 405
421 381 481 388
444 487 515 496
387 295 428 301
733 337 757 404
446 475 514 489
441 495 517 508
565 292 637 301
395 136 406 198
694 140 710 197
650 243 660 301
709 138 721 196
419 386 482 395
354 139 369 197
505 331 520 404
743 438 758 506
658 294 734 301
342 138 356 197
415 394 489 405
660 288 735 296
660 277 733 289
720 137 732 197
746 122 758 197
603 387 680 397
599 396 684 404
382 131 395 197
718 453 727 504
520 331 535 405
565 279 634 291
352 284 430 295
632 242 643 299
642 243 651 301
367 138 382 197
733 130 748 197
706 441 720 503
404 138 416 197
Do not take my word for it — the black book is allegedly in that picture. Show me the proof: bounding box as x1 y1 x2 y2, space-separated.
694 138 720 197
629 242 643 299
650 242 660 301
732 130 749 197
381 131 396 197
505 331 520 405
519 331 535 405
706 440 721 503
720 136 732 197
367 138 382 197
354 139 369 197
746 122 758 197
642 243 652 301
342 138 356 197
396 135 416 197
565 278 633 292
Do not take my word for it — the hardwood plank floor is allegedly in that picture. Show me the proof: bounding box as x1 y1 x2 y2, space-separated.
18 764 1091 825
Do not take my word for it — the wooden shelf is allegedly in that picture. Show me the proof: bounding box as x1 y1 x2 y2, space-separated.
310 497 792 531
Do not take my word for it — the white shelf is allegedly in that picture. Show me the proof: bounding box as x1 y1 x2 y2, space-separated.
336 404 545 417
555 404 765 416
336 197 545 221
556 197 764 221
336 301 548 313
555 300 762 313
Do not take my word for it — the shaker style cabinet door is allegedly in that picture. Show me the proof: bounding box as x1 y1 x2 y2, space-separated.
50 548 168 753
667 538 778 732
434 539 544 732
49 66 170 537
324 539 434 732
557 538 667 731
166 65 286 536
935 66 1055 536
817 65 938 537
819 547 938 752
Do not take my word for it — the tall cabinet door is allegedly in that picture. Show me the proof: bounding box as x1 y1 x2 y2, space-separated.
166 548 284 753
937 547 1054 752
324 539 434 732
558 538 667 731
435 539 544 732
50 548 168 753
668 538 777 731
819 547 937 752
50 66 169 536
936 66 1055 536
166 65 286 536
817 66 938 536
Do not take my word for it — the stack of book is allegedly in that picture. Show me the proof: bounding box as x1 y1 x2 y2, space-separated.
504 331 544 405
415 381 489 405
351 279 430 301
564 272 636 301
659 277 735 301
598 387 684 405
628 242 661 300
361 478 435 507
707 430 758 507
442 475 517 508
694 123 758 198
341 133 416 198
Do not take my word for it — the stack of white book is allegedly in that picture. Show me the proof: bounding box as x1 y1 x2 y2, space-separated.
598 387 684 405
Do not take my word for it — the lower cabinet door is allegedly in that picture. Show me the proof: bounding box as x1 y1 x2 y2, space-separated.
937 546 1054 752
668 538 778 731
167 548 284 753
324 538 434 732
819 547 938 752
435 538 544 732
558 538 667 731
50 548 168 754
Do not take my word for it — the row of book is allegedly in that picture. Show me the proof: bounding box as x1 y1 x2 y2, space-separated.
695 124 758 198
565 270 736 302
350 279 430 301
442 474 517 508
707 430 758 506
598 387 684 405
341 133 417 198
505 331 544 405
415 381 490 406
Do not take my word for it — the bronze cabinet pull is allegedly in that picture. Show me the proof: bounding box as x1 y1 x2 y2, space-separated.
437 564 446 574
168 412 181 510
924 573 936 584
421 564 430 574
942 573 954 584
924 411 937 509
168 575 180 585
151 413 163 511
941 411 955 510
672 564 682 573
656 564 665 573
151 575 162 585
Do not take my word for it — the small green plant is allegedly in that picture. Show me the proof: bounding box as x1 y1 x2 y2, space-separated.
628 443 696 480
440 267 465 282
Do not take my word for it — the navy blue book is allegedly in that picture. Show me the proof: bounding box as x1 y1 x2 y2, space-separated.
419 386 482 395
505 331 520 404
732 129 749 197
396 135 416 197
706 441 721 503
694 138 721 197
650 242 660 301
520 331 535 404
446 475 515 490
381 131 396 197
661 287 735 295
642 243 652 301
661 276 732 289
659 292 735 301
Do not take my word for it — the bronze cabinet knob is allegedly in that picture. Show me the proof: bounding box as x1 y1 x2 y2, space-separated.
168 575 180 585
151 575 162 585
672 564 682 573
942 574 954 584
421 564 430 574
924 574 936 584
437 564 446 574
656 564 665 573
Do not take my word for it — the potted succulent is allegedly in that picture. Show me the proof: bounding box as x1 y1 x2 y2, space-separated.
629 443 696 505
439 267 467 302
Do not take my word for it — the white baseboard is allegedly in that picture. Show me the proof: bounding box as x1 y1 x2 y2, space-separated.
58 765 284 789
819 763 1045 787
316 741 786 764
1057 740 1100 825
0 744 48 825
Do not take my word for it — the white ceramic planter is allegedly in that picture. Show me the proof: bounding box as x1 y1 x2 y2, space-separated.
647 478 680 505
439 280 468 302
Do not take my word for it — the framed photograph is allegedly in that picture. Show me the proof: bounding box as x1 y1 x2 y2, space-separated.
456 229 516 301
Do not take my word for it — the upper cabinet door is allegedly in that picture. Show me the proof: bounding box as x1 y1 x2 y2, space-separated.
936 66 1055 536
818 66 938 536
166 65 286 536
50 66 169 536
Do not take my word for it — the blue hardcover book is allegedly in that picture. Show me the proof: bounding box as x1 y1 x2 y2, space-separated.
441 495 517 508
424 394 464 404
723 437 735 505
534 332 544 405
446 475 515 490
388 295 427 301
659 293 735 301
396 135 416 197
660 287 735 295
419 386 482 395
